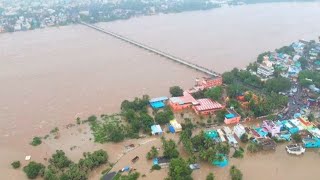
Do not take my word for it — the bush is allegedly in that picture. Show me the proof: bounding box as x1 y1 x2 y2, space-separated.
232 149 244 158
206 172 215 180
23 161 45 179
151 164 161 170
230 165 243 180
11 161 21 169
247 142 261 153
30 137 42 146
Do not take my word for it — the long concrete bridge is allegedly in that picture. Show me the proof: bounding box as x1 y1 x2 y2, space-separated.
80 22 221 77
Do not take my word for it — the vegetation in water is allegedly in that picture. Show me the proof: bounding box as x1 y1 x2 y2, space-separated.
146 146 159 160
206 172 215 180
11 161 21 169
230 165 243 180
30 136 42 146
167 157 193 180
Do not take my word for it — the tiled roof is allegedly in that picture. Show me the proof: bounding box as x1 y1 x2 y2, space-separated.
194 98 222 111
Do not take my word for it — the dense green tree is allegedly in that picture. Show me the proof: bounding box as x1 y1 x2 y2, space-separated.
44 168 58 180
247 142 261 153
206 173 215 180
205 86 223 101
49 150 72 169
23 161 45 179
246 62 258 71
162 138 179 159
90 119 125 143
139 113 154 132
146 146 159 160
215 110 227 124
230 166 243 180
265 77 291 93
167 158 193 180
169 86 184 97
276 46 295 56
61 164 87 180
113 172 140 180
222 71 235 84
155 107 174 125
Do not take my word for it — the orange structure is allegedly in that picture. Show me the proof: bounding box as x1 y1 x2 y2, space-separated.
187 76 222 93
224 108 241 125
198 76 222 88
169 92 199 111
193 98 223 115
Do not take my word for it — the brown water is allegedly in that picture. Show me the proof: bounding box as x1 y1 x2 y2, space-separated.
1 2 320 179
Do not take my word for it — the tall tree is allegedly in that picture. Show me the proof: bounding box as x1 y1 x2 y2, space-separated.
170 86 184 97
167 158 193 180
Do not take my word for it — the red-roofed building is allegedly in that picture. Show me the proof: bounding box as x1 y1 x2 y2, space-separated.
169 92 199 111
193 98 223 115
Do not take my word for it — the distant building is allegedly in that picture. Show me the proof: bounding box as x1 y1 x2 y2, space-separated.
224 108 241 125
193 98 223 115
257 64 274 77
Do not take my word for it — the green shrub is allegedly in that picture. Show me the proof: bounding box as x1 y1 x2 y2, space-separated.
23 161 45 179
30 137 42 146
11 161 21 169
151 164 161 170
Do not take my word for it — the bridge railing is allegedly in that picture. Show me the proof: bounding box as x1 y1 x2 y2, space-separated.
81 22 221 76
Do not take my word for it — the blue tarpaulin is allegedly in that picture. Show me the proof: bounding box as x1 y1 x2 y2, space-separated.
169 125 175 133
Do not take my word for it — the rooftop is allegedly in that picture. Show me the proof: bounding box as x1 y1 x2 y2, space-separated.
194 98 222 111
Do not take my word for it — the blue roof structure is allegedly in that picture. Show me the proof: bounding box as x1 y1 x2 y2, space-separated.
149 96 168 103
225 114 235 119
212 154 228 167
149 96 168 109
150 101 165 109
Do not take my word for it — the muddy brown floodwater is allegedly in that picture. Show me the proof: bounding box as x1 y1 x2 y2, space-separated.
1 2 320 180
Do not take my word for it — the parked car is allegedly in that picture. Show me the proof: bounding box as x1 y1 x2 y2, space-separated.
189 164 200 170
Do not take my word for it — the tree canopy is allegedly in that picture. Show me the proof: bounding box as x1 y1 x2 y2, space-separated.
265 77 291 93
23 161 45 179
162 138 179 159
169 86 184 97
167 158 193 180
205 86 223 101
230 166 243 180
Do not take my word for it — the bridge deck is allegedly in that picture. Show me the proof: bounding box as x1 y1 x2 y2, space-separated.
80 22 220 77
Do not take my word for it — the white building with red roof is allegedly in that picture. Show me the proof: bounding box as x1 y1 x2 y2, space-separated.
193 98 223 115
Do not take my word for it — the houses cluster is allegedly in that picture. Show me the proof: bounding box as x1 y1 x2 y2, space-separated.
0 0 231 33
254 40 320 80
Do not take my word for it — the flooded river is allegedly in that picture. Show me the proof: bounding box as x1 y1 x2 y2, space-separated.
0 2 320 179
